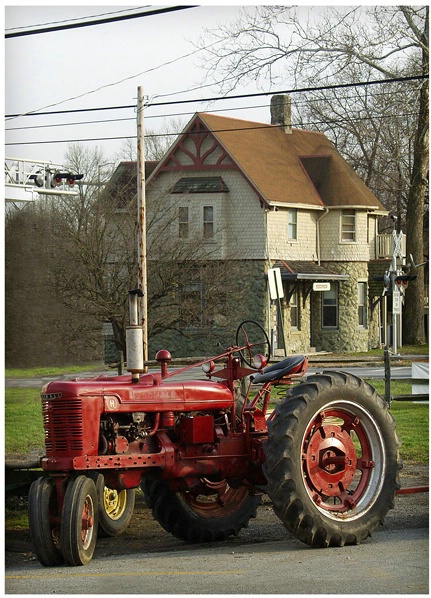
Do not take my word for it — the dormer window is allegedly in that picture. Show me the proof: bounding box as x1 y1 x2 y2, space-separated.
171 177 229 194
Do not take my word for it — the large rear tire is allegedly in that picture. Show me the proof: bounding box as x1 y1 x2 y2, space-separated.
144 479 261 543
263 371 402 547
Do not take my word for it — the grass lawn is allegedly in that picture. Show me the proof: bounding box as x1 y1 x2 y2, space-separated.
5 388 45 454
5 363 106 378
5 382 428 462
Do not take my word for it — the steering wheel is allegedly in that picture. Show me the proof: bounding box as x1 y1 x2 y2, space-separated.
235 320 271 368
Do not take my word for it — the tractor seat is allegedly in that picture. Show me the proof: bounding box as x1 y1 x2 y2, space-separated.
251 355 306 384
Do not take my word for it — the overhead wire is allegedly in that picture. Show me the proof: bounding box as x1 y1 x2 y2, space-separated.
5 6 150 32
5 37 225 121
5 74 426 120
5 5 197 38
5 87 420 134
5 111 422 146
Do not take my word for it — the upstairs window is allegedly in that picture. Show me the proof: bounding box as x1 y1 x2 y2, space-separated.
341 209 356 242
171 177 229 194
203 206 214 239
178 206 189 239
288 208 297 240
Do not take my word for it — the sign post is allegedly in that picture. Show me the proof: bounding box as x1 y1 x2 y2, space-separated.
268 268 287 356
391 230 404 355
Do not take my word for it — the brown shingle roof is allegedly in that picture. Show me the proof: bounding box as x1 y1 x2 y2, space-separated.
197 113 384 211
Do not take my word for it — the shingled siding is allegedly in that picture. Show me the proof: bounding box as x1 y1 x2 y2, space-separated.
319 210 371 262
147 260 268 359
267 208 317 260
312 262 379 352
146 170 267 261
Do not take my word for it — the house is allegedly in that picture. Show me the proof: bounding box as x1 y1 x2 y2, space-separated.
106 95 400 359
136 95 391 358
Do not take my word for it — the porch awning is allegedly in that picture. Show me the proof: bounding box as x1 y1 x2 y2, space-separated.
272 260 349 281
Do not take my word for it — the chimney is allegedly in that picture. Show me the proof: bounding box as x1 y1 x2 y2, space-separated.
270 95 292 134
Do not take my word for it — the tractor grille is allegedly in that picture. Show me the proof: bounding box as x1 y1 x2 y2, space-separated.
43 399 84 455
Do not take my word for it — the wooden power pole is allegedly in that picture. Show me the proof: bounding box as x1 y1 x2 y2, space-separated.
137 86 148 368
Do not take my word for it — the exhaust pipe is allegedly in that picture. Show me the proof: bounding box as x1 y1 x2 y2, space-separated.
126 289 144 383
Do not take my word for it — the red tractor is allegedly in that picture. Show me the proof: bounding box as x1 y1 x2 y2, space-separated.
28 300 401 567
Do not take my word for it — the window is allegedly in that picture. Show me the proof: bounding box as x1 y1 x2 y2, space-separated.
203 206 214 239
289 288 299 329
171 177 229 194
288 208 297 240
322 283 338 328
358 282 368 327
341 209 356 242
178 206 189 239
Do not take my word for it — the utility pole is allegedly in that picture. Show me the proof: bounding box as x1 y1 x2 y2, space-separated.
137 86 148 369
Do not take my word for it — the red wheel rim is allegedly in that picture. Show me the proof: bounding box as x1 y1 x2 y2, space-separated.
81 496 95 549
180 479 249 518
302 405 379 515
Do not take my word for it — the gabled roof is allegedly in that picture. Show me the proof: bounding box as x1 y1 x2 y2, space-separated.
101 161 157 208
149 112 385 212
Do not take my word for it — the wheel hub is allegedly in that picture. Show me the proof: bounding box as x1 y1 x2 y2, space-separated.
305 424 357 496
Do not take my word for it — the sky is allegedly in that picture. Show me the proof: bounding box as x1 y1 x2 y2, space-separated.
5 4 285 168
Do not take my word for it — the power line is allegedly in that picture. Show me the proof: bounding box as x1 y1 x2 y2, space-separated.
4 88 419 134
5 6 197 38
5 111 422 147
5 75 427 120
5 7 150 32
5 39 224 120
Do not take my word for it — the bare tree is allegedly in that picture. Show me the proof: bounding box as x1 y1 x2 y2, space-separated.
117 118 185 162
198 5 429 344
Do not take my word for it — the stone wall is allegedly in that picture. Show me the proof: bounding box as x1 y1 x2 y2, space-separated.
312 261 378 352
148 260 268 359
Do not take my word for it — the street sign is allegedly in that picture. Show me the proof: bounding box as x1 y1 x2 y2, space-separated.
267 268 284 300
313 282 331 292
393 286 402 315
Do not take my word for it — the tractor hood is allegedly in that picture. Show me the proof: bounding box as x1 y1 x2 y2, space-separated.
41 373 234 413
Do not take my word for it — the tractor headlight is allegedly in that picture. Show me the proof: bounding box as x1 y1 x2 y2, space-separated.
202 360 215 374
252 354 267 370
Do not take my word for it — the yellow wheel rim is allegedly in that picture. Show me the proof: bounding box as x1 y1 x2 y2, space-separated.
103 487 127 520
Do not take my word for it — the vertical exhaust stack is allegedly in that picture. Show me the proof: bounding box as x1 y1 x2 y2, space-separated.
126 289 144 383
270 95 292 135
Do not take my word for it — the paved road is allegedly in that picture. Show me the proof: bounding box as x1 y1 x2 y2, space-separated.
5 527 428 594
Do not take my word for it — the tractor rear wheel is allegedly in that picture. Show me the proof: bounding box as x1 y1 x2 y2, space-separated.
263 371 402 548
145 479 261 543
90 473 135 537
28 477 64 566
61 476 98 566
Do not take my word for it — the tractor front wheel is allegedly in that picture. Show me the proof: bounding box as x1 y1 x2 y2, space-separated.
89 473 135 537
145 479 261 543
28 477 64 566
61 476 98 566
263 371 402 548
